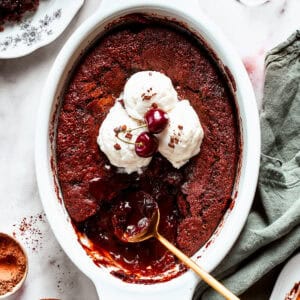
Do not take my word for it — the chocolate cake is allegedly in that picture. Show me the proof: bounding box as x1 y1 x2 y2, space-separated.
0 0 39 31
55 15 240 283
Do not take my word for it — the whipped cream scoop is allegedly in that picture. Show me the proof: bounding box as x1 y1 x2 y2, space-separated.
123 71 178 120
98 71 204 173
98 102 151 174
158 100 204 168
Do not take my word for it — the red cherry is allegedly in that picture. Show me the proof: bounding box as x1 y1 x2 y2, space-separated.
135 132 158 158
144 108 169 134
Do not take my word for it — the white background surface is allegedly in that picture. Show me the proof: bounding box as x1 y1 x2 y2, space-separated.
0 0 299 299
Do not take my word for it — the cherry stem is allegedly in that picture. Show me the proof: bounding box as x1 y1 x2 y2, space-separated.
116 132 143 147
115 123 147 146
116 133 136 145
127 124 147 132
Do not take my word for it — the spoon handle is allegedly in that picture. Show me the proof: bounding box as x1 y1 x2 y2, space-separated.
155 233 240 300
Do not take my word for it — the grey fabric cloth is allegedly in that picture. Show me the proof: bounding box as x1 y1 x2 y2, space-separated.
194 30 300 299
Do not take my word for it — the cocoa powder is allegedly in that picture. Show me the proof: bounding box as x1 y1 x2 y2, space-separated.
13 213 45 252
0 234 27 295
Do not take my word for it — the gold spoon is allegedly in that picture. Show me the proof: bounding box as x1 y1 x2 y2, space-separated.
121 208 240 300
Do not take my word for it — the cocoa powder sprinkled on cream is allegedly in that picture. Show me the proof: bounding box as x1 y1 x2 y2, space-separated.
125 132 133 140
114 143 121 150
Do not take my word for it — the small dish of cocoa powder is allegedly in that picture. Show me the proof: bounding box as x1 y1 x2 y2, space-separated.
0 233 28 298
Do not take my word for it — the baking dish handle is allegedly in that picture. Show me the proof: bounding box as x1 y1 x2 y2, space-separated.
98 0 201 14
93 280 196 300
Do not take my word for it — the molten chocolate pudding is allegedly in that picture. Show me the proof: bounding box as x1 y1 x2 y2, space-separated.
55 15 240 283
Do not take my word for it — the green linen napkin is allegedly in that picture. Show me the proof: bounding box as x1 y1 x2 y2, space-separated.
194 30 300 299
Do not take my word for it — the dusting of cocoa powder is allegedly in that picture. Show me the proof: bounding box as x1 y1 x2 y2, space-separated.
0 234 27 296
13 213 45 252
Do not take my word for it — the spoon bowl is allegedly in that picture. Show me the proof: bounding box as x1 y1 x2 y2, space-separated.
121 206 160 243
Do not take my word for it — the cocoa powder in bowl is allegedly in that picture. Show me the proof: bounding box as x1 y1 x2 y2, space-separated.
0 233 27 296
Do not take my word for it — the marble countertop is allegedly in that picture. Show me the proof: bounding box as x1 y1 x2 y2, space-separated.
0 0 299 299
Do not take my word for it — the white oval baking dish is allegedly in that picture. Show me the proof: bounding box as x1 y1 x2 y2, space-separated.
35 0 261 299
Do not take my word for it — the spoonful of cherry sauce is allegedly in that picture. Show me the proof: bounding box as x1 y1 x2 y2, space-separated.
112 193 240 300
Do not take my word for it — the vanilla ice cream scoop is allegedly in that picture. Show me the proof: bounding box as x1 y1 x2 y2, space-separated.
123 71 178 120
98 102 151 174
158 100 204 168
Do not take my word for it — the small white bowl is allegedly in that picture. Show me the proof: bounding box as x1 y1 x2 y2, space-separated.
35 0 261 299
270 253 300 300
0 233 28 299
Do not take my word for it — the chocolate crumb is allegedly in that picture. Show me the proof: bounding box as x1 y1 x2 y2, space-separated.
178 125 183 130
125 132 133 140
114 143 121 150
168 143 175 148
0 234 27 296
151 103 158 109
114 126 121 134
118 99 125 107
143 95 152 101
142 91 157 101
